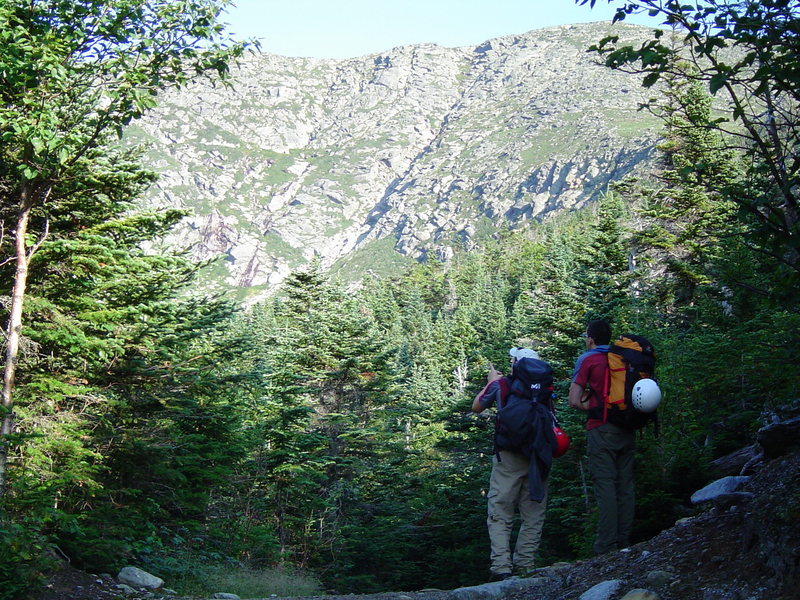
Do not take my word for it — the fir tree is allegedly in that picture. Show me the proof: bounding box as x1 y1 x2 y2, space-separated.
0 0 248 493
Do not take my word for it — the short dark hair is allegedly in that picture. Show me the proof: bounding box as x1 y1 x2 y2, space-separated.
587 319 612 345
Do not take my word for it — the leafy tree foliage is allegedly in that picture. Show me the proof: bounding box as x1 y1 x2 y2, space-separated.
580 0 800 287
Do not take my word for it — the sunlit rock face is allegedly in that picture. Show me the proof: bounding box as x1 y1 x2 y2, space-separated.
131 22 659 299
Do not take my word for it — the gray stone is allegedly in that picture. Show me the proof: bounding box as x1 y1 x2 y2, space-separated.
579 579 624 600
702 588 741 600
449 581 515 600
621 590 660 600
758 416 800 458
212 594 241 600
645 570 676 588
117 566 164 590
691 476 750 504
449 576 559 600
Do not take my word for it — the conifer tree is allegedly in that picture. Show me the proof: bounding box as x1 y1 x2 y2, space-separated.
2 144 251 567
513 229 584 374
634 76 741 319
236 263 405 571
577 190 632 327
0 0 248 493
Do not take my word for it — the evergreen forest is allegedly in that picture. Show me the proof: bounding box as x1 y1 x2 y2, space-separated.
1 1 799 598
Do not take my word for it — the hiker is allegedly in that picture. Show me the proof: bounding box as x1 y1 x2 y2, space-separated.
471 347 554 580
568 319 636 555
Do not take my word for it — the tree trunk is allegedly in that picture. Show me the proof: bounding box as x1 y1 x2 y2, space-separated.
0 185 35 496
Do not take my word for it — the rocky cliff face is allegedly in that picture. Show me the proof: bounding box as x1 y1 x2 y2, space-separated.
128 21 661 298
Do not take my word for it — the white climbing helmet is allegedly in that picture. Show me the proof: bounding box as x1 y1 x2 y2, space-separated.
632 378 661 412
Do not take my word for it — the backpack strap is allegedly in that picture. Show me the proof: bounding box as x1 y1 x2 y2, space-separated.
496 377 511 408
493 377 513 459
580 347 609 425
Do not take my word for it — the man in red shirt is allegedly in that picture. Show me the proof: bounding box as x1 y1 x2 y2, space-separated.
568 319 636 555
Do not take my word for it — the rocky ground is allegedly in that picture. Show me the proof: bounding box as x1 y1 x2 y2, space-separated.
38 448 800 600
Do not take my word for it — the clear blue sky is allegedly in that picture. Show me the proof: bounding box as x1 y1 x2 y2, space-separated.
222 0 661 59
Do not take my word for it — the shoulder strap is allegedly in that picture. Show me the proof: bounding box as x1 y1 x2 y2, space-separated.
494 377 512 408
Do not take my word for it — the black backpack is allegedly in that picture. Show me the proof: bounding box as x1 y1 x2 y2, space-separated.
495 357 556 454
604 334 658 431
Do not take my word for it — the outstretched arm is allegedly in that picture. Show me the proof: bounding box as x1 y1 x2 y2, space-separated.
471 367 503 413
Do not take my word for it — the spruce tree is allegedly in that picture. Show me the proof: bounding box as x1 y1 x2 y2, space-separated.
0 0 248 494
634 76 741 321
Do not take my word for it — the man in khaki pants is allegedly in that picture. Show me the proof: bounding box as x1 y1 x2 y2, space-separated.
472 348 549 580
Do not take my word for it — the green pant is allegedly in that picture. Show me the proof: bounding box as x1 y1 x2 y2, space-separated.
587 422 635 555
486 450 548 575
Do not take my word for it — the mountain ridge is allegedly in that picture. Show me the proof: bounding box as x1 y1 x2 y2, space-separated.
128 21 662 300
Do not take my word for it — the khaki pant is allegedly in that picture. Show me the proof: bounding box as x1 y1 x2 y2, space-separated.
587 422 636 555
486 450 548 575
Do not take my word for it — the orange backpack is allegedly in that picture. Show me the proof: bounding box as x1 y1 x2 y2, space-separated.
604 335 658 431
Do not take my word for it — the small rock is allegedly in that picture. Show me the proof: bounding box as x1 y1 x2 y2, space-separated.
212 594 241 600
621 590 660 600
702 588 740 600
115 583 137 594
645 570 676 588
579 579 623 600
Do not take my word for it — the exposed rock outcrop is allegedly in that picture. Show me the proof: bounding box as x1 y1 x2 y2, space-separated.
129 22 661 299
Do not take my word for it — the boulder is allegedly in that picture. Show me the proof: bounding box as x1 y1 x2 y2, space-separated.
710 444 762 476
644 570 676 588
117 566 164 590
691 476 750 505
758 416 800 458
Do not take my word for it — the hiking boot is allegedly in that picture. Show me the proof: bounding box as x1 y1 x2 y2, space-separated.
488 571 513 582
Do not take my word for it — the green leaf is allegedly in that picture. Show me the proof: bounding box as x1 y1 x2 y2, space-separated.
31 137 45 154
709 72 728 94
643 72 661 87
